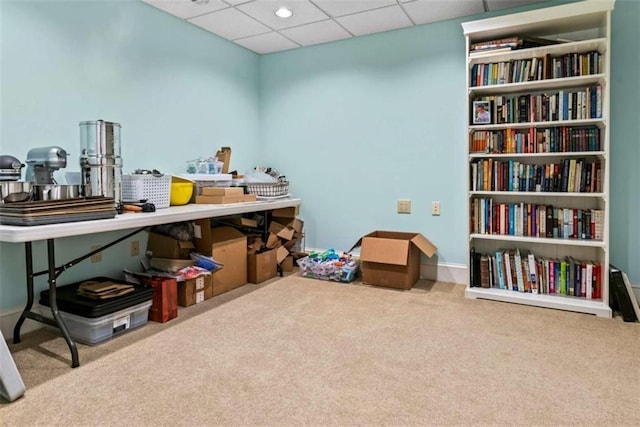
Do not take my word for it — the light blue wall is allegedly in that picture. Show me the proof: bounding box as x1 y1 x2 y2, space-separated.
260 0 640 283
260 20 467 267
0 0 260 309
1 0 638 314
609 0 640 285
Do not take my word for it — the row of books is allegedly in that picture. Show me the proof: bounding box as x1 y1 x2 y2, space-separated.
469 248 602 299
470 158 602 193
473 86 603 125
469 36 560 55
470 51 602 87
470 126 601 154
470 199 604 240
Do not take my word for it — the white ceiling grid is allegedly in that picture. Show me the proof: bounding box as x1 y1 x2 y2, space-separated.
142 0 550 54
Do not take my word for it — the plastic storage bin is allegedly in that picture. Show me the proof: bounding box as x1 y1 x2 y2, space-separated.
122 174 172 209
39 277 154 318
36 300 152 346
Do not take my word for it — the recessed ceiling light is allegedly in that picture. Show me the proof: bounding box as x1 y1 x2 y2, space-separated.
274 7 293 18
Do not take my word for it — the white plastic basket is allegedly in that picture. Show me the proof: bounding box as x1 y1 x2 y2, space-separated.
122 174 171 208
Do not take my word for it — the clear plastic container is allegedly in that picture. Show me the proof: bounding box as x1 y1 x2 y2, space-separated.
36 300 152 346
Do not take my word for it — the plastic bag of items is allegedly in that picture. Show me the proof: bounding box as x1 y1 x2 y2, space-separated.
297 249 359 283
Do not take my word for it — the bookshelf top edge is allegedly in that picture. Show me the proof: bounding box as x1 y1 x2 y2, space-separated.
461 0 613 40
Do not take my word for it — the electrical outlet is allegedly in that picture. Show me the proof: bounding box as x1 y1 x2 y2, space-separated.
131 240 139 257
91 245 102 263
432 201 441 216
397 199 411 214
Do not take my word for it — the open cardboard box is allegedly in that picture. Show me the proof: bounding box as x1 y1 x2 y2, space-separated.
146 232 194 260
350 231 437 290
247 248 277 284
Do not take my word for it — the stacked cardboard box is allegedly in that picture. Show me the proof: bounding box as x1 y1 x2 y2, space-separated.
193 221 248 296
177 273 213 307
265 206 305 270
145 231 218 307
146 232 194 259
195 187 256 204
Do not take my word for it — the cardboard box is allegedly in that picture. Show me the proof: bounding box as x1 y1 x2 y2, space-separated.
247 249 277 284
266 232 280 249
178 273 213 307
268 221 295 241
276 246 289 263
270 206 299 218
195 194 257 204
193 222 247 296
149 258 194 273
351 231 437 290
229 217 258 228
215 147 231 174
280 255 294 272
146 232 194 259
201 187 244 196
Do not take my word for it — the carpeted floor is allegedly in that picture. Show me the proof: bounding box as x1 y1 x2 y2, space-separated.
2 274 639 426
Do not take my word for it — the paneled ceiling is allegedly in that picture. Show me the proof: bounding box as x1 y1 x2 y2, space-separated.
142 0 550 54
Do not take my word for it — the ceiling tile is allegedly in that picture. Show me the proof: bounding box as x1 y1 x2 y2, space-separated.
401 0 485 25
312 0 398 17
234 32 300 54
486 0 548 12
188 7 271 40
142 0 229 20
223 0 254 5
237 0 329 31
336 5 413 37
280 19 352 46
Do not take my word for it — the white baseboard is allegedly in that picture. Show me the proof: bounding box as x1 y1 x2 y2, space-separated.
1 306 43 340
420 262 467 285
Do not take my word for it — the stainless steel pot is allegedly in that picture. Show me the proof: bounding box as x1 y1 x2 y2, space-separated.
0 181 32 203
32 184 90 201
79 120 122 207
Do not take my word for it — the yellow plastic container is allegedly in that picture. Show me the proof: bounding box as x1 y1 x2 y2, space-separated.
170 176 194 206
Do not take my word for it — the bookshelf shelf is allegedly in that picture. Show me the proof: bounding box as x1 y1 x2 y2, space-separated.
469 233 605 247
470 191 605 198
469 74 606 95
468 38 607 65
469 119 605 131
469 151 605 160
465 287 611 318
463 0 613 318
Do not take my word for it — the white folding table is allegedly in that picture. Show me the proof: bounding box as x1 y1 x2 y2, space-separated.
0 198 302 368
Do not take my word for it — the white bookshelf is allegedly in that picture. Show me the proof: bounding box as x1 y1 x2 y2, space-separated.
462 0 614 318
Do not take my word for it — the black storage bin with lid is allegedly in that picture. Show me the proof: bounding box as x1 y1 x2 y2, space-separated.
39 276 154 318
